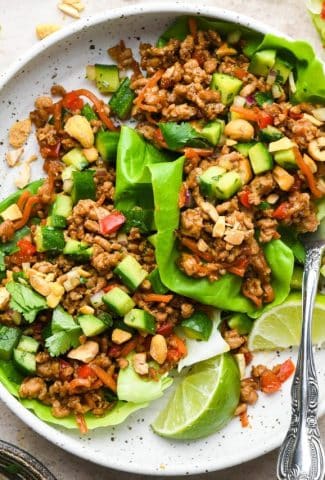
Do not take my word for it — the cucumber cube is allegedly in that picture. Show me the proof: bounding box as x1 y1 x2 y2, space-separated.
114 256 148 292
248 142 274 174
17 335 39 354
124 308 156 334
211 73 243 105
13 349 36 374
0 326 21 361
249 49 276 77
78 314 110 336
103 287 135 316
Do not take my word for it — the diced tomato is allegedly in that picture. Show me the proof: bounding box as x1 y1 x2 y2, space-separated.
272 202 289 220
41 142 61 159
233 67 248 80
17 239 36 256
238 190 251 209
77 365 94 379
322 2 325 19
260 370 282 393
276 359 295 383
99 212 126 235
157 323 174 337
62 91 84 112
257 111 273 129
288 110 303 120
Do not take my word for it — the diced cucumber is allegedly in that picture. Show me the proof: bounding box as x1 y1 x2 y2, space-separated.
52 194 73 218
273 57 293 84
114 318 135 334
248 49 276 77
13 349 36 374
17 335 39 353
147 268 168 294
63 239 93 261
78 314 110 336
211 73 243 106
248 142 274 174
62 148 89 171
46 215 67 229
87 64 120 93
95 130 120 162
102 287 135 316
273 148 297 169
199 166 226 198
81 103 98 121
228 313 253 335
71 170 96 204
258 126 283 143
109 77 135 120
0 325 21 361
234 142 257 156
200 120 224 146
114 255 148 292
213 171 242 200
34 226 65 253
124 308 156 334
181 311 212 341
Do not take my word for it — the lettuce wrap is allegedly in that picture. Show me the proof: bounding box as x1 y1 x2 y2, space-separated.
158 15 325 103
0 359 148 429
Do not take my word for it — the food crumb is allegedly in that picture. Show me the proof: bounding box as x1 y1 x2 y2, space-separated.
36 24 61 40
9 118 32 148
5 147 24 167
14 162 31 189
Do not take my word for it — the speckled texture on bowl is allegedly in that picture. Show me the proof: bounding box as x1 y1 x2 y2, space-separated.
0 2 324 476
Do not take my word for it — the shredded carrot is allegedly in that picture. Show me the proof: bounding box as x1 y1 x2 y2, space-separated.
134 69 164 108
240 411 249 428
53 101 62 132
17 191 30 211
13 195 39 231
120 337 138 357
142 293 174 303
188 17 198 40
230 105 259 122
233 67 248 80
75 413 88 434
90 364 117 392
293 146 323 198
72 89 118 131
183 147 214 159
169 334 187 357
180 237 214 262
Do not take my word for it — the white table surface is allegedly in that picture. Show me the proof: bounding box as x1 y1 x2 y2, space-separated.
0 0 324 479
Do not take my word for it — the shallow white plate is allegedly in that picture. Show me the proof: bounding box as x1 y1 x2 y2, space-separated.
0 2 324 476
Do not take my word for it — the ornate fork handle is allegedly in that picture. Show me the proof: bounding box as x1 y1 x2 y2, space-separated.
277 245 325 480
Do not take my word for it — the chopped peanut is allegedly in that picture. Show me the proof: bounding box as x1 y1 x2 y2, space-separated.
6 147 24 167
150 335 167 365
111 328 132 345
58 3 80 19
46 293 62 308
29 272 51 297
36 24 61 40
9 119 32 148
82 147 98 163
133 353 149 375
212 216 226 238
0 287 10 310
79 305 95 315
68 341 99 363
64 115 94 148
273 166 295 191
224 229 245 245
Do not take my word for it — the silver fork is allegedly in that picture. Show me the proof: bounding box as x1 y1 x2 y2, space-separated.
277 219 325 480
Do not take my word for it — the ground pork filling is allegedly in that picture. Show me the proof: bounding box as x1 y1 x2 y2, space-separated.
0 20 322 430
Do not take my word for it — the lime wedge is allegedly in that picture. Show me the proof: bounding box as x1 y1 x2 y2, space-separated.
248 293 325 351
151 353 240 440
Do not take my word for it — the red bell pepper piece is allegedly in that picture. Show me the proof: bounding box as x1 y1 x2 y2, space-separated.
77 365 94 379
41 141 61 159
238 190 251 209
257 110 273 129
272 202 289 220
321 2 325 20
260 369 282 393
62 91 84 112
157 322 174 337
276 359 295 383
99 212 126 235
17 239 36 257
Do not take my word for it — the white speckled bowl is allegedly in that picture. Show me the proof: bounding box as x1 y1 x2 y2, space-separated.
0 2 324 476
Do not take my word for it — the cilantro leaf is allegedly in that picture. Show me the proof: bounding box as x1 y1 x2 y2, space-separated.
6 281 47 323
159 122 210 150
45 327 81 357
51 306 77 333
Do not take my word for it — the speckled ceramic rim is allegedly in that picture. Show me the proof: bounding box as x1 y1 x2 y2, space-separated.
0 2 324 476
0 439 57 479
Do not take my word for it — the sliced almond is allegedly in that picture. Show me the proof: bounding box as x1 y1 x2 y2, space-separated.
212 216 226 238
303 113 323 127
67 341 99 363
58 3 80 18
